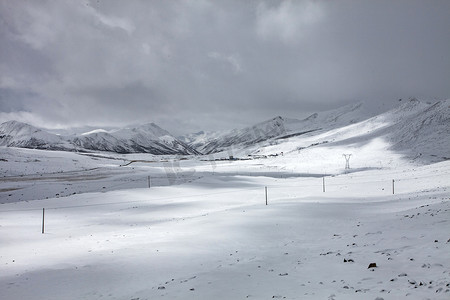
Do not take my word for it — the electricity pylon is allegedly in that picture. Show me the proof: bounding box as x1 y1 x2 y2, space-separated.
343 154 352 169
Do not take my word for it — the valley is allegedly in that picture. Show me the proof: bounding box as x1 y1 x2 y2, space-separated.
0 99 449 299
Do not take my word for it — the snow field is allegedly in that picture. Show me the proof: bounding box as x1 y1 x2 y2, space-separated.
1 158 449 299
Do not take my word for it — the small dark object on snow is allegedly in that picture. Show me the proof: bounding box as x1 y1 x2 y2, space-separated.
368 263 377 269
158 286 165 290
434 240 438 243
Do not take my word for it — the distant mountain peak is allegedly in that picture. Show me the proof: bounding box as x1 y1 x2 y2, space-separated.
81 129 108 136
0 120 198 155
305 113 318 121
2 120 27 126
0 120 44 136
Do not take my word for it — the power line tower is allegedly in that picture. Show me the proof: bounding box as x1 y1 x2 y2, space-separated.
343 154 352 169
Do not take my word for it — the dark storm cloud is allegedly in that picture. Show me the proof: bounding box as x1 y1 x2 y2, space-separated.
0 0 449 134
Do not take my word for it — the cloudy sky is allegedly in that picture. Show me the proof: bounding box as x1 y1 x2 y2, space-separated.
1 0 449 135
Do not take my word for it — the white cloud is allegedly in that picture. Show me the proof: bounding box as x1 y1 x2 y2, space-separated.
92 10 136 35
0 111 46 128
208 52 243 74
256 0 324 43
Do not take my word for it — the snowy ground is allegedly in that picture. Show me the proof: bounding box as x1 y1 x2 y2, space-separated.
1 146 449 299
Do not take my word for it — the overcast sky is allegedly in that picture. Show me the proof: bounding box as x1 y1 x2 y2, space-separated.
1 0 449 135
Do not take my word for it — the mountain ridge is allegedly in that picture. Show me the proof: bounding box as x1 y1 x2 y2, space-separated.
188 101 379 154
0 121 199 155
1 98 448 161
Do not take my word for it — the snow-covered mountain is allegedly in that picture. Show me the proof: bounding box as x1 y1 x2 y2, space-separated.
179 98 449 163
387 99 450 161
298 98 450 162
112 123 200 154
178 130 225 151
0 121 199 155
251 98 449 163
1 98 448 160
189 101 376 154
192 116 288 154
0 121 72 151
71 123 200 155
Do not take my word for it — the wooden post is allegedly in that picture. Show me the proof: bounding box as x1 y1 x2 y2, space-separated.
392 179 395 195
323 177 325 193
148 176 151 188
42 208 45 234
265 186 268 205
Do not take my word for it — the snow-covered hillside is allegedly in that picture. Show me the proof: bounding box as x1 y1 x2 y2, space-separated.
186 101 381 154
0 120 72 150
194 99 449 164
109 123 200 155
178 130 225 151
388 100 450 162
299 98 450 163
194 116 288 154
0 121 198 155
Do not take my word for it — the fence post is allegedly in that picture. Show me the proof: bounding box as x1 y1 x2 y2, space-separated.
323 177 325 193
148 176 151 188
265 186 268 205
42 208 45 234
392 179 395 195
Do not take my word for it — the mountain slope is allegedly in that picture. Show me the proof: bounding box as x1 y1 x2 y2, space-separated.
307 98 449 162
1 99 447 159
196 116 288 154
194 101 377 154
0 121 198 155
178 131 225 151
191 98 449 164
108 123 200 155
244 98 449 164
72 132 131 153
388 99 450 161
0 121 71 150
